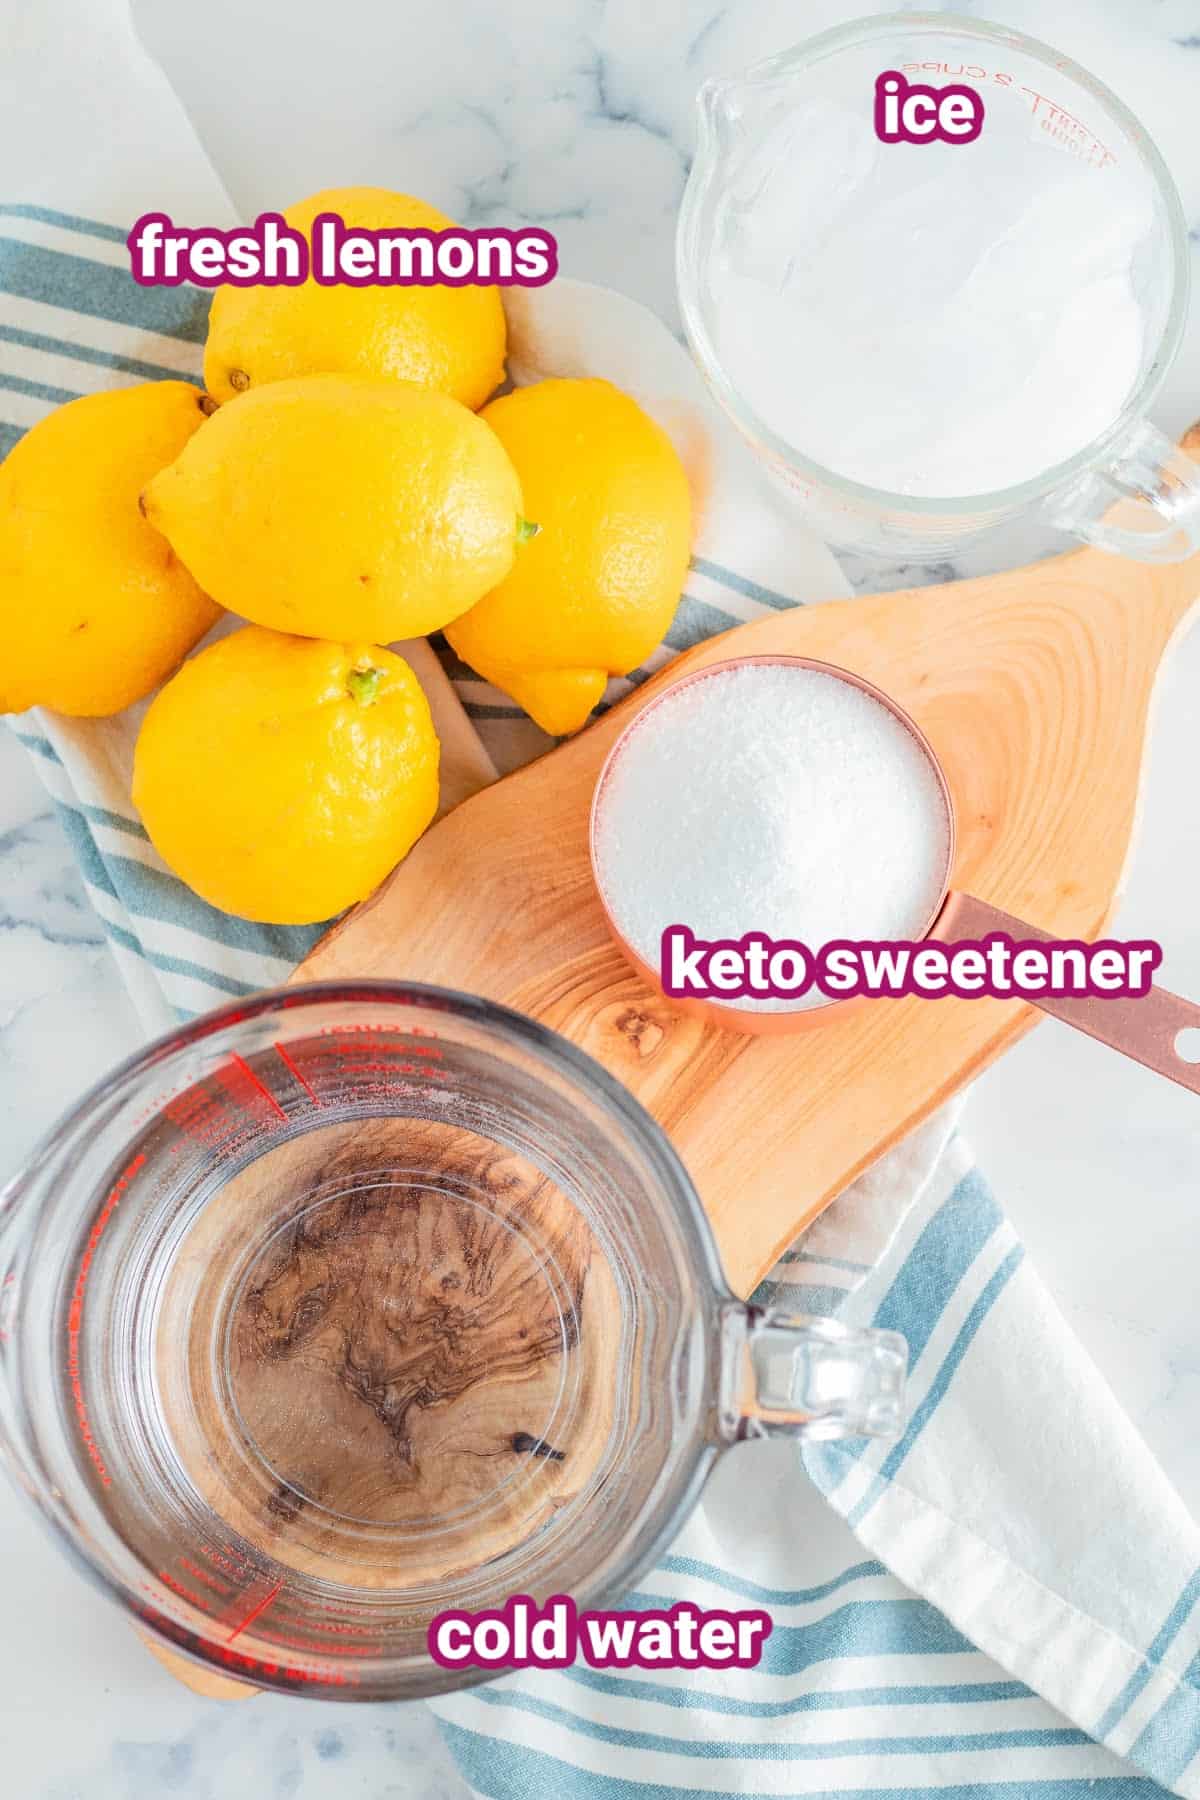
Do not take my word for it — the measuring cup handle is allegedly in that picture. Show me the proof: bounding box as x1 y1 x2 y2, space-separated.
1050 419 1200 563
942 892 1200 1095
720 1305 907 1444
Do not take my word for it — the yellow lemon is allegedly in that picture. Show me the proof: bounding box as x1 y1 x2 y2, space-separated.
204 187 507 410
446 379 691 736
0 382 221 716
142 373 528 642
133 625 439 924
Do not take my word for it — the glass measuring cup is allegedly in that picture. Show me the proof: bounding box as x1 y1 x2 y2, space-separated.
0 982 905 1700
590 655 1200 1094
678 12 1198 560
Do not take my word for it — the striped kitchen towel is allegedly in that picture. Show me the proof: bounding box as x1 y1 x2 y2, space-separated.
5 3 1200 1795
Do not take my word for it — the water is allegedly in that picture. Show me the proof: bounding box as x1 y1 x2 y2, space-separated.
16 1000 704 1695
152 1115 617 1591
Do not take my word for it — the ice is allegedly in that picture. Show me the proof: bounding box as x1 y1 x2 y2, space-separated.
704 90 1155 497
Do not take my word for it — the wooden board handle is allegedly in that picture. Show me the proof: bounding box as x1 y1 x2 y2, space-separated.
139 1633 259 1699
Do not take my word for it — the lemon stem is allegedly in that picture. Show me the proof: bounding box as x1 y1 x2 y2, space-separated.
347 666 384 706
516 515 541 542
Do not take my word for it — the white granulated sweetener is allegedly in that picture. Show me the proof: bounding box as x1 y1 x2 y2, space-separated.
593 663 950 1011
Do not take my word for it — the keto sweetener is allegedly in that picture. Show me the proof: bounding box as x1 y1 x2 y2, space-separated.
593 663 950 1011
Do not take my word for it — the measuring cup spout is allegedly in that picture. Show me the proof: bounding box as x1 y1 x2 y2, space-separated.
717 1302 907 1444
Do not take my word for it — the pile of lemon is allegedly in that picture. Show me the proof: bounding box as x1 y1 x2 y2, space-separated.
0 187 692 924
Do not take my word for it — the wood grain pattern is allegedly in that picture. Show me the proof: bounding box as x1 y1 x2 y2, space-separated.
299 494 1200 1299
157 1118 619 1591
141 1115 628 1698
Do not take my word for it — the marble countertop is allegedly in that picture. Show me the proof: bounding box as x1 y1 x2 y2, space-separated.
3 0 1200 1794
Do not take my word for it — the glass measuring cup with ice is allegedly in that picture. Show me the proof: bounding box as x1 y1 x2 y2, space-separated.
678 12 1199 560
0 984 904 1699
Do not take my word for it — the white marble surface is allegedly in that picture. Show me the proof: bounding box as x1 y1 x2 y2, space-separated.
2 0 1200 1793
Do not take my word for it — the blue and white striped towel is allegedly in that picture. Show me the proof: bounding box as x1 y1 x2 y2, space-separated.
5 3 1200 1795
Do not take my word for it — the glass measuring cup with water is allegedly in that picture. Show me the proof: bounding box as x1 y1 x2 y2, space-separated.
0 983 904 1700
678 12 1199 560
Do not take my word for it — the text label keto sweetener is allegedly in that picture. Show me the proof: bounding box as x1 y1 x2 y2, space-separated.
661 926 1163 1003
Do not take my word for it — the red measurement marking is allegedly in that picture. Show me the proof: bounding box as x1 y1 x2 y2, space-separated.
290 1619 380 1642
273 1040 321 1107
137 1605 357 1688
331 1051 429 1065
67 1153 146 1485
317 1023 442 1049
268 1635 379 1659
212 1646 355 1686
179 1556 228 1599
164 1081 247 1154
224 1581 283 1645
158 1566 208 1610
228 1054 288 1122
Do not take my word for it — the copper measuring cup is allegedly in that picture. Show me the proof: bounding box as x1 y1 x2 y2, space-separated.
590 654 1200 1094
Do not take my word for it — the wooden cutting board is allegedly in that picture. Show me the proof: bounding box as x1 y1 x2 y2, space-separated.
299 457 1200 1302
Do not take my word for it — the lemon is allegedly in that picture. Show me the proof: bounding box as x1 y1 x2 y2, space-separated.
0 382 221 716
133 625 439 924
204 187 507 410
142 373 528 642
445 379 691 736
